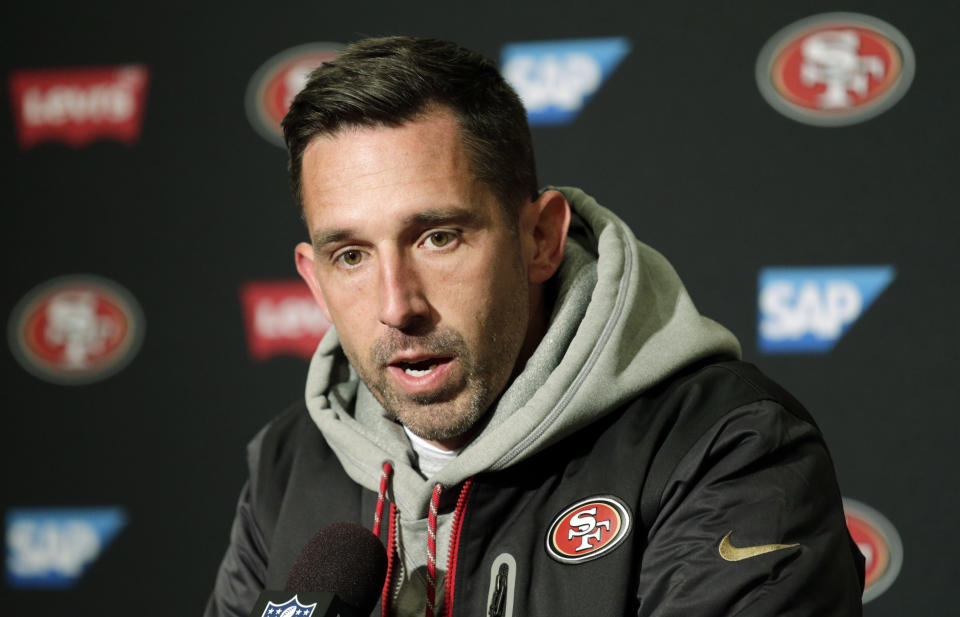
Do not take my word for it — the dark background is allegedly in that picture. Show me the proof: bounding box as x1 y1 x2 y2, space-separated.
3 1 957 615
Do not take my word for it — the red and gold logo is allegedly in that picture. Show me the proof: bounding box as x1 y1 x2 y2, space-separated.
245 43 343 146
844 498 903 602
756 13 914 126
546 496 631 564
8 275 145 384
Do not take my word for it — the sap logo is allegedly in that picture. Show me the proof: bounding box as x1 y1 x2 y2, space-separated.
501 38 630 125
758 267 895 353
6 507 127 588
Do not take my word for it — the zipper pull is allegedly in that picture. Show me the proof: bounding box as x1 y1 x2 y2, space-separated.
488 562 509 617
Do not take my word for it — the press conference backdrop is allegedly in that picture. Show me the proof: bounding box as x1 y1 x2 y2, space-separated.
3 1 957 614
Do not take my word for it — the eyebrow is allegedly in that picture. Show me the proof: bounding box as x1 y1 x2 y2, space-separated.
406 207 484 228
311 228 353 251
310 206 485 251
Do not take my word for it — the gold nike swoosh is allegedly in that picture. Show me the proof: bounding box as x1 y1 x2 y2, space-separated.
718 531 800 562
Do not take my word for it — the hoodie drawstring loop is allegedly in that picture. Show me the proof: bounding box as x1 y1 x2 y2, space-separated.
443 479 473 617
375 466 474 617
381 502 398 617
376 462 396 617
374 461 394 538
425 483 443 617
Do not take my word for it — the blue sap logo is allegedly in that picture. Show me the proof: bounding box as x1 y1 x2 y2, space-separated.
501 38 631 125
6 507 127 588
758 266 895 353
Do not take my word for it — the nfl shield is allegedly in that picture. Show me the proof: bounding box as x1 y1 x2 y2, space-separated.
260 595 317 617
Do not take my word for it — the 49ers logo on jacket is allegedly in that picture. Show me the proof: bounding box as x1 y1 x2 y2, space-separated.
246 43 343 146
8 275 145 384
546 496 631 564
756 13 914 126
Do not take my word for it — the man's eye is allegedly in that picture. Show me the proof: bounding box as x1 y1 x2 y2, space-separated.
425 231 455 248
338 250 363 266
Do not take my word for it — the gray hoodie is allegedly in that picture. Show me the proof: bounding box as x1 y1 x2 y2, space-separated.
303 187 740 615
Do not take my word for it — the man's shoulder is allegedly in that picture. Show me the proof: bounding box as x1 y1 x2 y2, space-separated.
592 357 822 488
593 358 825 530
246 400 355 552
546 357 817 473
621 357 816 430
249 399 315 459
246 400 332 507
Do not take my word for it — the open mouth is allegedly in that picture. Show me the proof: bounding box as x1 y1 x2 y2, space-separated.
389 355 454 382
397 358 441 377
391 358 450 377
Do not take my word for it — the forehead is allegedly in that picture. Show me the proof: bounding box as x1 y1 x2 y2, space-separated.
300 110 482 221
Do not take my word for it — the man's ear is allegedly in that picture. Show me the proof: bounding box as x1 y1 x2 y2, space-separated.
523 190 571 284
295 242 332 322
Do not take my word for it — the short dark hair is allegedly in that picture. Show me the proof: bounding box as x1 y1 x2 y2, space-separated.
282 36 538 216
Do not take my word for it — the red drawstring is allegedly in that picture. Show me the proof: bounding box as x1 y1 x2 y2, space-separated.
425 483 443 617
376 462 396 617
381 502 398 617
443 480 473 617
374 463 474 617
428 480 475 617
374 461 394 537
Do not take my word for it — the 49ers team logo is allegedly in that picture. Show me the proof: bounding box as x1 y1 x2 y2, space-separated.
843 498 903 603
8 275 145 385
756 13 915 126
245 43 343 146
546 496 631 564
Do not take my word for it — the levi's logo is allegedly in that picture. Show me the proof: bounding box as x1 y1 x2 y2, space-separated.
8 65 149 148
240 280 330 361
546 496 631 564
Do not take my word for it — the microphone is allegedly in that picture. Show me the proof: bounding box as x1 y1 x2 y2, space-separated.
248 522 388 617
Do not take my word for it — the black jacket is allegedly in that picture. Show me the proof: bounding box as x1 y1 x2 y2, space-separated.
205 360 864 616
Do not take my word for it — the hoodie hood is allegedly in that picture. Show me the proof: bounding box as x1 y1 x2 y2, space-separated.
304 186 741 518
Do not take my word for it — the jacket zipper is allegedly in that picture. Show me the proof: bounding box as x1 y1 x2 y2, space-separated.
487 562 509 617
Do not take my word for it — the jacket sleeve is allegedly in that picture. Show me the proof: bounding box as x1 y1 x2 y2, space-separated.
636 400 865 617
204 432 270 617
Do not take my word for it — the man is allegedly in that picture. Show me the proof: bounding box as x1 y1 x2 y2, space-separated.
207 37 864 617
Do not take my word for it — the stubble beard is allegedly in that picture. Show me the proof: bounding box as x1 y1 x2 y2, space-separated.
347 276 529 443
365 328 492 442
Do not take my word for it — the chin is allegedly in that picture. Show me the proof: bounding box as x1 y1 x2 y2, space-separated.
395 398 487 444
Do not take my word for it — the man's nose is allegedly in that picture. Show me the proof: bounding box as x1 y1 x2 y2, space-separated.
377 255 430 331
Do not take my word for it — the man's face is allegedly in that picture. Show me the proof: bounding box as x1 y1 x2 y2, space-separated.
295 109 534 447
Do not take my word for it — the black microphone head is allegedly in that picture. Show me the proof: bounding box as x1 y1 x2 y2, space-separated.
285 522 388 616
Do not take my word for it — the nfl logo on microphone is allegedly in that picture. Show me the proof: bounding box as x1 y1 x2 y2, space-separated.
261 596 317 617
